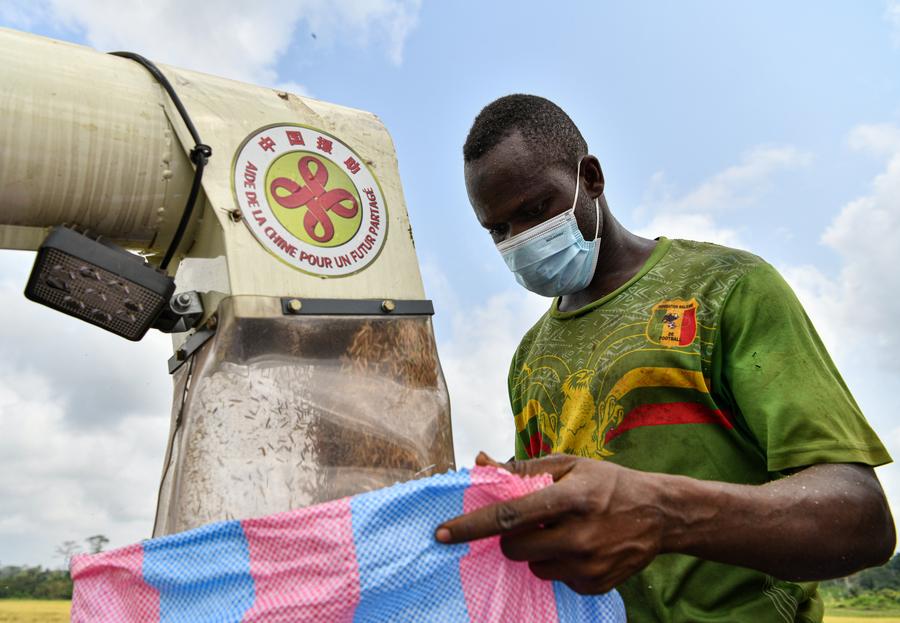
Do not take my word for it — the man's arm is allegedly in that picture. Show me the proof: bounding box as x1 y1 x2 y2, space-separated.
435 453 895 595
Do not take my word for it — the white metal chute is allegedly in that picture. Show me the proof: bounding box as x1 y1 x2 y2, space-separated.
0 28 454 535
0 28 194 253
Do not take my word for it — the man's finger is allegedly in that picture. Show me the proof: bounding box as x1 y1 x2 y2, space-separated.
435 484 570 544
503 453 580 482
499 523 571 562
473 451 580 482
474 452 504 468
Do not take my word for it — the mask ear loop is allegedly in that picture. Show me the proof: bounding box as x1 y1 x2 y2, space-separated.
571 158 583 212
575 156 601 242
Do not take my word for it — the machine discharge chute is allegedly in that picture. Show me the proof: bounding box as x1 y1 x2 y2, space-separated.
0 27 455 536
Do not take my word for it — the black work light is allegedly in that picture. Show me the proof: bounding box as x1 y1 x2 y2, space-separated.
25 226 176 341
22 51 212 342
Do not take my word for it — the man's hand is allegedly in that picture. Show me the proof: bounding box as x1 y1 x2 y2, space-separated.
436 453 895 589
435 452 665 595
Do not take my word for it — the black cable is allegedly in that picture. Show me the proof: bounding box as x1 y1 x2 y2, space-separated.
109 51 212 271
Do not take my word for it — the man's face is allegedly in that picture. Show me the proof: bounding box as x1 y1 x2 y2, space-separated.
465 131 594 244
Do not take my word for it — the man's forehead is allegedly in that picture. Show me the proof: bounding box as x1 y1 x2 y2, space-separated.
466 132 537 178
465 132 568 196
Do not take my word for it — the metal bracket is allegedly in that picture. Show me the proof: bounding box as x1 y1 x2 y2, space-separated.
167 325 216 374
154 290 205 334
280 298 434 316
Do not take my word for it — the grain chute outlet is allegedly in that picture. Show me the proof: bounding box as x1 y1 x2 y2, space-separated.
0 27 454 537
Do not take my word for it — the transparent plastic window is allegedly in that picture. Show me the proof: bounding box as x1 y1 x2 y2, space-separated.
154 310 454 536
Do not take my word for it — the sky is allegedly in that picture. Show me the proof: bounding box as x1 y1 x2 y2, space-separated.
1 0 899 568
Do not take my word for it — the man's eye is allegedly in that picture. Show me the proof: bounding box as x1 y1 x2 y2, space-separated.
524 202 547 218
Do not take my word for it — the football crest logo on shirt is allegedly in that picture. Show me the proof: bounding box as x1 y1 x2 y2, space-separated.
646 298 699 347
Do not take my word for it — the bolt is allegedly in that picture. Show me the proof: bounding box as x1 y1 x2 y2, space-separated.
229 209 242 223
287 299 303 313
381 299 396 313
175 348 186 361
206 314 218 330
173 292 193 310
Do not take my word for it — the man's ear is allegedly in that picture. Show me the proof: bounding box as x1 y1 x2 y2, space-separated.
582 155 605 197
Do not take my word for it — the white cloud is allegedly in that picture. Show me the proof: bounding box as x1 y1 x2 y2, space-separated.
433 283 550 466
848 122 900 156
784 124 900 368
0 368 168 568
300 0 421 66
634 212 742 247
635 145 811 248
0 0 49 28
4 0 421 89
0 255 174 430
0 251 172 566
645 146 812 215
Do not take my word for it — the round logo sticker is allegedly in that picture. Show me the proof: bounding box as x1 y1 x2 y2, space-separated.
232 124 388 276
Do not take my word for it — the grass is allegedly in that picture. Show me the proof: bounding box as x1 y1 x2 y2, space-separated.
0 600 70 623
826 617 900 622
826 605 900 621
826 609 900 621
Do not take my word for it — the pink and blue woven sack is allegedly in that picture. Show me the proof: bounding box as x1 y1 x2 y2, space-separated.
71 466 626 622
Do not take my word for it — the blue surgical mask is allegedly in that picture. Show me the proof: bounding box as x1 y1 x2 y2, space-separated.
496 160 601 296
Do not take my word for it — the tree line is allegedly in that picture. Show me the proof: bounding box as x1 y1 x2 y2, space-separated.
0 565 72 600
0 534 108 600
820 552 900 611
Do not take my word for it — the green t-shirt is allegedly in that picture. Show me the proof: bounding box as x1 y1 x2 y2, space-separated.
508 238 890 623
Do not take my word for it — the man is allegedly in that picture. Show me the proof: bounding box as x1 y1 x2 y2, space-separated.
434 94 894 622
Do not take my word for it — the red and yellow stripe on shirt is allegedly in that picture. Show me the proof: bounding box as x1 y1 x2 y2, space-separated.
515 365 731 459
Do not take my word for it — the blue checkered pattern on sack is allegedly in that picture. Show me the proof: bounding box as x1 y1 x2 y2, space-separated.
553 580 627 622
350 469 472 622
143 520 255 623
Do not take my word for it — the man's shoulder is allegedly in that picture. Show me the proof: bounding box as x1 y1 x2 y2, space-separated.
661 239 785 321
667 238 767 275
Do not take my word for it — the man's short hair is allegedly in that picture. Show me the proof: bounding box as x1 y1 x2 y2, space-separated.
463 94 588 167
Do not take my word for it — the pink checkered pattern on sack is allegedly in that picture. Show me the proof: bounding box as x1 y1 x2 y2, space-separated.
69 542 159 622
240 496 361 622
459 467 559 622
